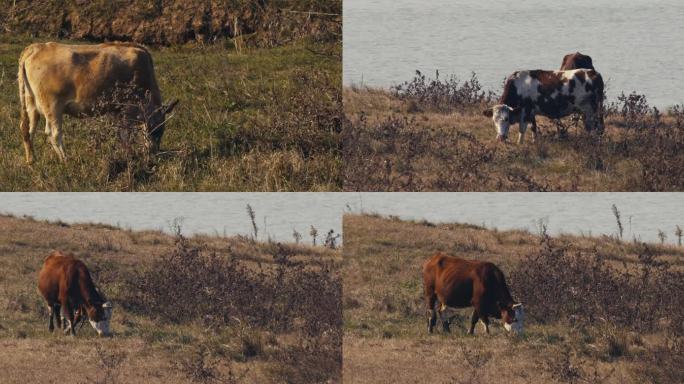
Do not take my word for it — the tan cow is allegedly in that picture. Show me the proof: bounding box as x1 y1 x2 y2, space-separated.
17 42 178 164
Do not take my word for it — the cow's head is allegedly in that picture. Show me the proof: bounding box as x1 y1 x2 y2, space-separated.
147 99 179 151
86 301 113 337
482 105 520 142
500 303 524 334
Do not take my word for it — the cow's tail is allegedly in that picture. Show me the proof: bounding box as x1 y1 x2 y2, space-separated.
18 45 38 163
17 49 29 133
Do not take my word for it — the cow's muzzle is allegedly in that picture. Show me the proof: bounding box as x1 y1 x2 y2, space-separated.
496 135 508 142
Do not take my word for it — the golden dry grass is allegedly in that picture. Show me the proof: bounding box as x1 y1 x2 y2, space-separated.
342 214 684 384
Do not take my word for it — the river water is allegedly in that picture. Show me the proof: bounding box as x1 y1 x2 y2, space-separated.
1 193 682 245
0 193 345 242
344 0 684 108
345 193 684 245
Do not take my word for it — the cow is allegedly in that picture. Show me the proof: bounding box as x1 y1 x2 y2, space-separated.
483 69 604 143
422 253 524 335
17 42 178 164
37 251 113 336
560 52 595 71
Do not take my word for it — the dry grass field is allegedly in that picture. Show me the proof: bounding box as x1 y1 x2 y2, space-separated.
343 214 684 383
0 214 341 383
343 72 684 191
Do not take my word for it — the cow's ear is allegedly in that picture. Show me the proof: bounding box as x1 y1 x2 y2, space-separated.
482 108 493 118
163 99 179 115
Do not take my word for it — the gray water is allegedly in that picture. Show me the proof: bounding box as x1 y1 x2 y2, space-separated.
345 193 684 245
344 0 684 108
0 193 344 242
1 193 682 245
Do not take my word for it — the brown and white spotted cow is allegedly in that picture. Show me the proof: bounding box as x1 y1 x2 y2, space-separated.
483 69 604 143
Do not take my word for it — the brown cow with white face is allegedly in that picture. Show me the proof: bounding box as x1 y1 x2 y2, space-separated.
17 42 178 164
483 69 604 143
37 251 113 337
423 253 524 335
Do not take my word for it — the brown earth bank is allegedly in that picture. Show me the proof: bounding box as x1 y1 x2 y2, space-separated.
342 214 684 384
1 0 340 47
0 213 341 383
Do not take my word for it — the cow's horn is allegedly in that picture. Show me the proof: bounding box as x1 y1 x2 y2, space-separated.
102 302 113 308
512 303 523 309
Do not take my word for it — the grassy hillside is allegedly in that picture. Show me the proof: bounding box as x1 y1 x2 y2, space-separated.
1 0 341 47
0 29 340 191
343 73 684 191
0 214 341 383
343 214 684 384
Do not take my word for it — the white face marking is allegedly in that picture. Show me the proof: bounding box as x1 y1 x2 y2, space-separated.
506 304 525 334
89 302 113 336
490 104 514 140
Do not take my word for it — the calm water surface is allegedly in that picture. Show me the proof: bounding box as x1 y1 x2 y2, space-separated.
346 193 684 245
0 193 345 242
344 0 684 108
1 193 682 245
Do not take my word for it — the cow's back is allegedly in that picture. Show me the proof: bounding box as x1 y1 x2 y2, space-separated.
22 42 160 112
38 251 72 303
423 254 482 307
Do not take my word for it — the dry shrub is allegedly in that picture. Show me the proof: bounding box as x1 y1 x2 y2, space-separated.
392 70 494 113
81 82 161 189
511 232 684 340
343 114 495 191
125 232 341 337
121 230 341 382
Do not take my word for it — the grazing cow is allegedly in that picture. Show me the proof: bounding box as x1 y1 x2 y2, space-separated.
560 52 595 71
17 42 178 164
37 251 113 336
483 69 604 143
422 253 524 335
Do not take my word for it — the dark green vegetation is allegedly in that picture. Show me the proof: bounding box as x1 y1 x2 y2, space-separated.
0 0 341 191
344 72 684 191
0 214 341 383
343 214 684 383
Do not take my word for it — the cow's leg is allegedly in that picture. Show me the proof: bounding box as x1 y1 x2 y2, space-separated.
438 302 450 332
61 299 76 336
20 104 39 164
582 107 597 133
468 309 479 335
427 296 437 333
47 304 55 332
480 316 490 334
530 116 538 142
53 303 62 330
518 119 528 144
46 112 66 162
